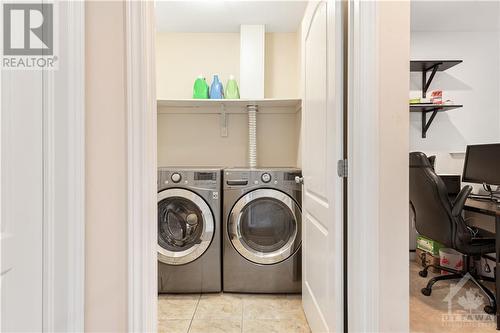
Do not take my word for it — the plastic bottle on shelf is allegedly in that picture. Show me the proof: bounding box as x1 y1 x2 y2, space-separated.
225 75 240 99
192 75 209 99
209 74 224 99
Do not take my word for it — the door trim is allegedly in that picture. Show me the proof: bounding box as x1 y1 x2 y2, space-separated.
41 2 86 331
348 1 380 332
125 2 158 332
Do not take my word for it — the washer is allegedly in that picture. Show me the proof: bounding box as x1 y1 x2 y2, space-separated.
157 168 222 293
223 168 302 293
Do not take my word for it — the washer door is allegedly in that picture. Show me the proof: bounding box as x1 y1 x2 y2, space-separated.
158 188 214 265
228 189 301 265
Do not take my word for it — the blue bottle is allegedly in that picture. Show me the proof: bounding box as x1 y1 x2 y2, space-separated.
210 75 224 99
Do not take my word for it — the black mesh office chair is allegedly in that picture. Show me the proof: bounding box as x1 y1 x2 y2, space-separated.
409 152 497 314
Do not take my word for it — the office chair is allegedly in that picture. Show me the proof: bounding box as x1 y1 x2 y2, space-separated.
409 152 497 314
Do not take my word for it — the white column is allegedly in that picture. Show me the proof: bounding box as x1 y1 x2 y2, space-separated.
240 25 265 99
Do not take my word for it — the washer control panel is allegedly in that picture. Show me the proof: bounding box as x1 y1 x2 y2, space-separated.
158 169 221 190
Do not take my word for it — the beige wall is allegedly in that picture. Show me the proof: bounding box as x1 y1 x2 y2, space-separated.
85 2 128 332
156 32 240 100
377 1 410 332
157 112 300 168
265 33 300 98
156 32 299 99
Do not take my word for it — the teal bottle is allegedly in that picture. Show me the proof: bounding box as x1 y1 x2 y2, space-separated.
225 75 240 99
193 75 209 99
210 75 224 99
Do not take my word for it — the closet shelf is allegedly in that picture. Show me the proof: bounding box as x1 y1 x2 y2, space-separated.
157 98 302 114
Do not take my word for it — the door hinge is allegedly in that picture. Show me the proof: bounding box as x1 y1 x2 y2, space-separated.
337 159 348 178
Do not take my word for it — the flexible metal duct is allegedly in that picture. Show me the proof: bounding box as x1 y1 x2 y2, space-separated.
247 105 257 168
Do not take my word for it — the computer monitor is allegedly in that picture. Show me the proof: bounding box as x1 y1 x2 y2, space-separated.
462 143 500 187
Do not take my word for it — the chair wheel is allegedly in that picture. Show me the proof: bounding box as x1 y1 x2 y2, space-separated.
421 287 432 296
484 305 496 315
418 270 428 278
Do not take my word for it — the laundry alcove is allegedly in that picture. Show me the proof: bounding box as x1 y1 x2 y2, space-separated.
156 26 303 169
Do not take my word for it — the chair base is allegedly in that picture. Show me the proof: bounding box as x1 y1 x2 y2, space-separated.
419 258 496 315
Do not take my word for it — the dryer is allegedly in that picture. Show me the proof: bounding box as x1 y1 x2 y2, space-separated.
157 168 222 293
223 168 302 293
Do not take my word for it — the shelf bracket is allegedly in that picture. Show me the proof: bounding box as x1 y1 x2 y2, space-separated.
421 108 439 138
421 63 441 98
220 104 228 137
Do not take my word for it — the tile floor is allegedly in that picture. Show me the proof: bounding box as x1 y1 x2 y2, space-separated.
410 260 497 333
158 293 311 333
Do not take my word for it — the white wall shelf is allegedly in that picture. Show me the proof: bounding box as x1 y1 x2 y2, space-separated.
157 98 302 114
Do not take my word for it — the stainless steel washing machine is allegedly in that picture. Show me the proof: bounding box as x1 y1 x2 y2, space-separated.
223 168 302 293
157 168 222 293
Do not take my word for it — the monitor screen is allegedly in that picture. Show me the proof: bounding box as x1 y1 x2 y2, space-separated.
462 143 500 185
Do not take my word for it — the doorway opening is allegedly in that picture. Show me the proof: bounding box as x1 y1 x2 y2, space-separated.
409 2 500 332
154 2 320 332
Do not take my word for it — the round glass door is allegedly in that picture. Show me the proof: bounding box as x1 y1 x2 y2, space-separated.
158 188 214 265
228 189 301 264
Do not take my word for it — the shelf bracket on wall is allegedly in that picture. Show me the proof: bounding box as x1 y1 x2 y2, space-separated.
421 62 442 98
421 108 439 138
220 104 228 137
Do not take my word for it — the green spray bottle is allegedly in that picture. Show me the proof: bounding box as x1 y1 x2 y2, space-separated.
193 75 209 99
225 75 240 99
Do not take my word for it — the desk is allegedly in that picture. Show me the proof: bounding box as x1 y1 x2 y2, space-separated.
465 198 500 329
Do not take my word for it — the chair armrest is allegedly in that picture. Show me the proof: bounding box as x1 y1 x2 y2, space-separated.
452 185 472 217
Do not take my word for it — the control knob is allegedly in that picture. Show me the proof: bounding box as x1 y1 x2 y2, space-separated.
171 173 182 183
261 173 271 183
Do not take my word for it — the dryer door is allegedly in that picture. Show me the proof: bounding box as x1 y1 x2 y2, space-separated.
158 188 214 265
228 189 301 264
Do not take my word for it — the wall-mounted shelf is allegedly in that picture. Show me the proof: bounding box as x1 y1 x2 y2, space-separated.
410 60 462 98
157 98 302 114
410 104 462 138
157 98 301 137
410 60 463 138
449 151 466 157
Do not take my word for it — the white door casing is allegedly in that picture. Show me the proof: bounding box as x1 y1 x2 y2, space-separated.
301 1 345 332
125 1 158 332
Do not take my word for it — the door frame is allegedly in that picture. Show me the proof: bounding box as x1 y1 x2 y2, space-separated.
347 1 380 331
0 1 85 331
124 2 158 332
124 1 409 332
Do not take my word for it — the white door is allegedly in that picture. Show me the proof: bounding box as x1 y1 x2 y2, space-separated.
301 1 345 332
1 70 44 331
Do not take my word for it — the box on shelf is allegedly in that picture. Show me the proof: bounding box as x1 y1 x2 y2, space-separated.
416 235 444 256
416 248 440 274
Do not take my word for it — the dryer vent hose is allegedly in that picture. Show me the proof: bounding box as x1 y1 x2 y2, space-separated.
248 105 257 168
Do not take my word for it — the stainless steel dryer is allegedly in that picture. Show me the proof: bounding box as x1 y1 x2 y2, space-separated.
223 168 302 293
157 168 222 293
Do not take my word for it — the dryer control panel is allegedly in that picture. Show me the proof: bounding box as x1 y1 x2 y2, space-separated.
224 168 302 191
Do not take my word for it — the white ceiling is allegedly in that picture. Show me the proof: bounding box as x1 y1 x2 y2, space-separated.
155 1 308 33
411 1 500 32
